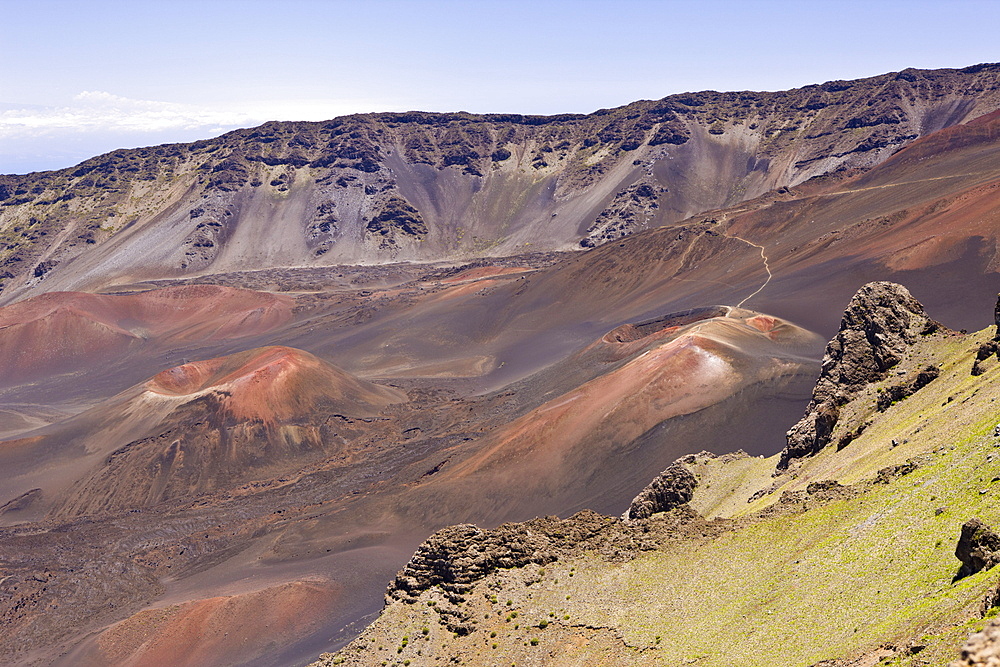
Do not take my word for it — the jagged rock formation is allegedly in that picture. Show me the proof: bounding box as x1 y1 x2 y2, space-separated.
956 519 1000 579
581 179 666 247
624 462 697 520
972 294 1000 375
3 65 1000 302
386 523 557 606
779 282 939 469
973 342 1000 376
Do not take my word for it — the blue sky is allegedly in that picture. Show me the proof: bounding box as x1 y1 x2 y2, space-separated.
2 0 999 174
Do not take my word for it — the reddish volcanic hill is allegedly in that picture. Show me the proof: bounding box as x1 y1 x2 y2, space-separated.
384 305 822 524
0 284 293 391
0 346 405 521
144 345 405 423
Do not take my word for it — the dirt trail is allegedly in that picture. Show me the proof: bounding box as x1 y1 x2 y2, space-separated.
717 170 998 306
823 171 994 196
708 208 773 308
734 238 773 308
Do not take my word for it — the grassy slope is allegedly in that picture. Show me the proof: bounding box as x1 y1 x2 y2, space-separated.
316 325 1000 666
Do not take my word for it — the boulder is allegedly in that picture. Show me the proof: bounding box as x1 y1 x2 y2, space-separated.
956 518 1000 579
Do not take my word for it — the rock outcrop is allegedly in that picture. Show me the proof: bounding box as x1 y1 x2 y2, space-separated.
876 364 941 411
994 293 1000 338
386 523 557 605
972 294 1000 375
581 179 666 248
952 618 1000 666
956 519 1000 579
778 282 939 469
624 462 697 520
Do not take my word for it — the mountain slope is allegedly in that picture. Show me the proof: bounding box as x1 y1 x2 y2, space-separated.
2 65 1000 303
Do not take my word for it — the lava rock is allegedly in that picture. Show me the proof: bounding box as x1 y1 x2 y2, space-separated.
779 282 939 469
386 523 557 604
956 518 1000 579
994 293 1000 339
952 617 1000 666
624 463 697 520
877 364 941 410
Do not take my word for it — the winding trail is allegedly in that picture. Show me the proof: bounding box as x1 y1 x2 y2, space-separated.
733 237 773 308
710 209 774 308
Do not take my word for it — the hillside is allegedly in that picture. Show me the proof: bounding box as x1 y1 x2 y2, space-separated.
313 285 1000 667
1 65 999 304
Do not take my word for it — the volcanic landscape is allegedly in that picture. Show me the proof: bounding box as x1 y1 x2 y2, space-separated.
3 64 1000 666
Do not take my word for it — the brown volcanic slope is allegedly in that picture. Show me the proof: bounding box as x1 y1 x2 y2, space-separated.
381 306 823 526
2 65 1000 303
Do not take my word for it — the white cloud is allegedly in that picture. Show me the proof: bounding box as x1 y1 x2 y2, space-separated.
0 91 259 137
0 91 412 173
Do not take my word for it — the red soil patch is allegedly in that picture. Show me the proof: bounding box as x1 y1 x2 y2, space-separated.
745 315 778 333
0 285 293 387
90 579 340 667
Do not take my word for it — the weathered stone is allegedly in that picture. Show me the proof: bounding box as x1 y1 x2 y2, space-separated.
873 460 919 484
877 364 941 410
951 617 1000 666
779 282 939 469
386 523 555 604
973 340 1000 376
994 293 1000 339
624 463 696 520
956 518 1000 579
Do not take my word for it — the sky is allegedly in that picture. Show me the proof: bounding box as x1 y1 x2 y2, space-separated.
2 0 999 175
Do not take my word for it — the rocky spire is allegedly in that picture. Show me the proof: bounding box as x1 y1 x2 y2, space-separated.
778 282 939 469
